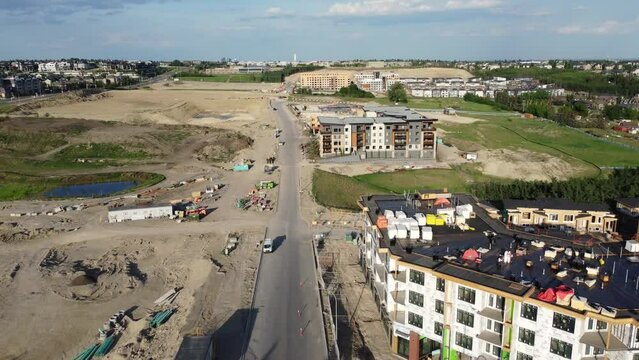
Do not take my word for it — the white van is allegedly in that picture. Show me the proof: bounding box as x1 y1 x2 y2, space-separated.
263 238 273 253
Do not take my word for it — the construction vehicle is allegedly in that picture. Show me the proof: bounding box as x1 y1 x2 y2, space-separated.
256 180 275 190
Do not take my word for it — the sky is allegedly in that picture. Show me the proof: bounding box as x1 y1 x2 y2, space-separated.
0 0 637 61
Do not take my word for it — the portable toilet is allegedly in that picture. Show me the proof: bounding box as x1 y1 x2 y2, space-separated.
414 213 426 226
395 211 407 219
421 227 433 241
410 226 420 240
426 214 437 225
396 224 408 239
387 224 398 239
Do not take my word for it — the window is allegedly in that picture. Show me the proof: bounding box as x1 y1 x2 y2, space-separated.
455 333 473 350
564 214 574 222
457 309 474 327
409 290 424 307
435 299 444 314
409 269 425 285
398 337 409 358
585 345 604 355
517 352 533 360
434 322 443 336
408 312 423 328
522 212 531 220
550 338 572 359
458 286 476 304
518 328 535 346
552 313 576 333
486 319 503 334
587 318 608 330
386 145 391 149
488 294 505 310
436 278 445 292
548 214 559 221
521 303 538 321
485 344 502 357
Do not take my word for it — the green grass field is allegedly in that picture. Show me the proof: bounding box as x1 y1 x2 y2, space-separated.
439 115 639 169
312 165 501 210
55 143 150 160
0 171 165 201
180 74 279 83
0 104 16 114
376 97 501 112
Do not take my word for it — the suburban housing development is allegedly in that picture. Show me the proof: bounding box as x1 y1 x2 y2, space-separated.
359 192 639 360
316 105 437 159
299 71 352 92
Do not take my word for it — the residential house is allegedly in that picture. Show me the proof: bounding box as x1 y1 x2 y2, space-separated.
614 120 639 135
503 199 617 234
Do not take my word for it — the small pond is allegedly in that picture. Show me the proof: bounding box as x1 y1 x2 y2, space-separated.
46 181 138 198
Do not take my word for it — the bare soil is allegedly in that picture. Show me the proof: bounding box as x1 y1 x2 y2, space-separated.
0 80 281 359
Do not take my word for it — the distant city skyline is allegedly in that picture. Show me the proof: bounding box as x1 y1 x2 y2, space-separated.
0 0 637 61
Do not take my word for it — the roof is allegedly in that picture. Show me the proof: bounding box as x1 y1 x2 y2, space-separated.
618 198 639 209
174 335 214 360
108 203 173 212
361 194 639 315
503 198 611 213
316 116 344 126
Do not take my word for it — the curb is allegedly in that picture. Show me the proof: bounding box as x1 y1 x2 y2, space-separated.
239 226 267 360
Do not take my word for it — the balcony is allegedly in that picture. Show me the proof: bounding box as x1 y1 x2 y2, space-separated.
479 307 504 322
478 330 502 346
390 290 406 305
390 310 406 324
580 331 628 351
391 270 406 283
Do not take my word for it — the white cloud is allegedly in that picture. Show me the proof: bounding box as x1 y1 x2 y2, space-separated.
265 7 295 18
327 0 501 16
445 0 501 10
557 18 639 35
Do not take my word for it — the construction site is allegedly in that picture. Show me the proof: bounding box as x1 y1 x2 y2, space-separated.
0 80 286 359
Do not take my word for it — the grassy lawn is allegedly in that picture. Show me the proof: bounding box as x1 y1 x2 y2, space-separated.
0 171 165 201
312 165 502 210
0 131 68 155
55 143 150 160
376 97 501 112
0 103 16 114
439 115 639 169
180 74 279 83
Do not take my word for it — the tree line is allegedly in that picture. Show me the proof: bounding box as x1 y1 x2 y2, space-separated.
474 68 639 97
469 168 639 203
464 92 605 128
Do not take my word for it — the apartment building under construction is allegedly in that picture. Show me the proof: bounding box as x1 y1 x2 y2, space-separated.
317 105 437 160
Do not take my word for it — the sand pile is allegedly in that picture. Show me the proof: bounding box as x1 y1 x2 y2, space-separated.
478 149 581 181
0 222 58 243
40 239 156 301
196 132 253 162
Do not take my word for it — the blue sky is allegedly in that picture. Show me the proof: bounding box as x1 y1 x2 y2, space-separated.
0 0 637 61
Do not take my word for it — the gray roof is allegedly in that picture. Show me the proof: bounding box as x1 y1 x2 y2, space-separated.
618 198 639 209
317 116 344 126
108 203 173 212
503 199 611 212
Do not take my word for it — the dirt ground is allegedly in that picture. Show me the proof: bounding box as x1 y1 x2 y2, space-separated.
0 80 281 359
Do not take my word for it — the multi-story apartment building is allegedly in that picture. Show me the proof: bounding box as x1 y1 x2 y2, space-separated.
317 105 437 159
1 76 42 97
504 199 618 234
299 72 351 91
354 71 400 93
359 194 639 360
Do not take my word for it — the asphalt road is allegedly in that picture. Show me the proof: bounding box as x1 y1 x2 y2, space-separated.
243 100 327 360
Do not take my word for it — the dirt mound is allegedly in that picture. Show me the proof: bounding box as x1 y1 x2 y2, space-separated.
40 239 156 301
141 101 203 124
1 223 58 243
196 132 253 162
478 149 583 181
16 90 109 113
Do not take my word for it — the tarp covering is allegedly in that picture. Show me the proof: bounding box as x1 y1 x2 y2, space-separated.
434 198 451 207
462 249 480 261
